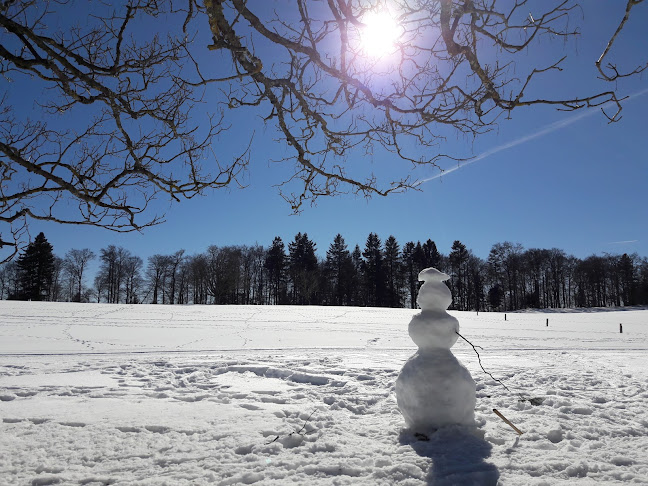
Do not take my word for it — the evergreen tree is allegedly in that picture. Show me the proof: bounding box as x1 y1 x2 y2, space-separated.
351 244 363 306
402 242 418 308
423 239 442 269
488 284 504 310
449 240 469 310
362 233 386 307
466 254 485 311
384 235 404 308
265 237 287 305
412 242 426 275
15 232 55 301
325 234 354 306
288 233 319 305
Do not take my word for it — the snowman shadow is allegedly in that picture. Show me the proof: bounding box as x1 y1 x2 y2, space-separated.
399 425 499 486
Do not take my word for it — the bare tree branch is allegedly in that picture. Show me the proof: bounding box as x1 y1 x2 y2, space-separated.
1 0 645 260
596 0 647 81
201 0 642 210
1 0 248 259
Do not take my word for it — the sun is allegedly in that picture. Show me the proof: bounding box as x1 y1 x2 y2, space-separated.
359 11 401 58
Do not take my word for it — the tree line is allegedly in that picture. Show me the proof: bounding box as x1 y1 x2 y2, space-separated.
1 232 648 311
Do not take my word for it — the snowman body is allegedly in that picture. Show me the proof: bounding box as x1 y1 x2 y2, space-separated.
395 268 476 433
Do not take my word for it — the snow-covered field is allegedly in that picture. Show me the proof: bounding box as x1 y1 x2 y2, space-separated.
1 301 647 485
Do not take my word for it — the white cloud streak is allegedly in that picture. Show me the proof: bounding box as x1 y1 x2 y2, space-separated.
418 87 648 184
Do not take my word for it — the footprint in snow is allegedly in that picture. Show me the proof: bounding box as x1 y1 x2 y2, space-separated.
239 403 263 410
59 422 86 428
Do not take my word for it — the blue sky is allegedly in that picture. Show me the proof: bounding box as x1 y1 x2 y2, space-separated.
18 2 648 263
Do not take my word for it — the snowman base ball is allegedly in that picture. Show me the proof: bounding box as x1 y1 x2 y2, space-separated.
396 349 476 434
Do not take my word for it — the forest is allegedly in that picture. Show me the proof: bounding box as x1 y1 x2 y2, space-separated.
1 232 647 312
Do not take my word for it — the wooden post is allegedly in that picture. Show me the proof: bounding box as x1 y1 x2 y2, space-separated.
546 318 548 327
493 409 523 435
505 313 507 321
620 323 623 334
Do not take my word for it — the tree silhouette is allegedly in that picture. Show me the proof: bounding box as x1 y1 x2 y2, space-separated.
362 233 386 307
325 234 355 306
265 237 287 305
449 240 469 310
288 233 319 305
384 235 403 308
63 249 95 302
15 232 54 300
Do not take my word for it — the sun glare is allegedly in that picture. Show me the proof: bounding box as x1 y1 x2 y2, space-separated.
359 11 401 58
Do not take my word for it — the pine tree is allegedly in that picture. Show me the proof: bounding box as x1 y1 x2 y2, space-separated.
288 233 319 305
423 239 442 269
265 237 287 305
15 232 55 301
402 242 418 308
351 244 363 306
362 233 386 307
325 234 354 306
384 235 403 308
449 240 469 310
488 284 504 310
412 242 426 275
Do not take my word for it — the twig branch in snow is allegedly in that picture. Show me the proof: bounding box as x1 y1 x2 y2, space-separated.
455 330 511 392
493 408 524 435
268 409 318 444
455 330 537 404
295 409 317 436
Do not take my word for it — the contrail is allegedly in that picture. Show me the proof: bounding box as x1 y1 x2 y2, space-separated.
418 87 648 184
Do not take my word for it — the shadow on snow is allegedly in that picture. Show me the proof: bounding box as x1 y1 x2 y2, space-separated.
400 425 499 486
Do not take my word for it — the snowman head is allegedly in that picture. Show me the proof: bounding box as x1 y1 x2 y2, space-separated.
417 267 452 310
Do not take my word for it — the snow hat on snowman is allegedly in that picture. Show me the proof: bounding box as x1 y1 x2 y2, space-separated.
416 267 452 311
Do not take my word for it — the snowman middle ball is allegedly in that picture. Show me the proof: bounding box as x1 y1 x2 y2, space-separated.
408 311 459 350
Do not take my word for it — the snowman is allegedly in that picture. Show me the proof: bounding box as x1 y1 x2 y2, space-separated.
395 267 476 434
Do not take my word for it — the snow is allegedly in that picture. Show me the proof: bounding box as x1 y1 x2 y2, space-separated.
396 268 476 432
0 300 647 485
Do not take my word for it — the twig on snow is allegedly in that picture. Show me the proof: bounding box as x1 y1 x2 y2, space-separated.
268 409 318 444
455 330 542 405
